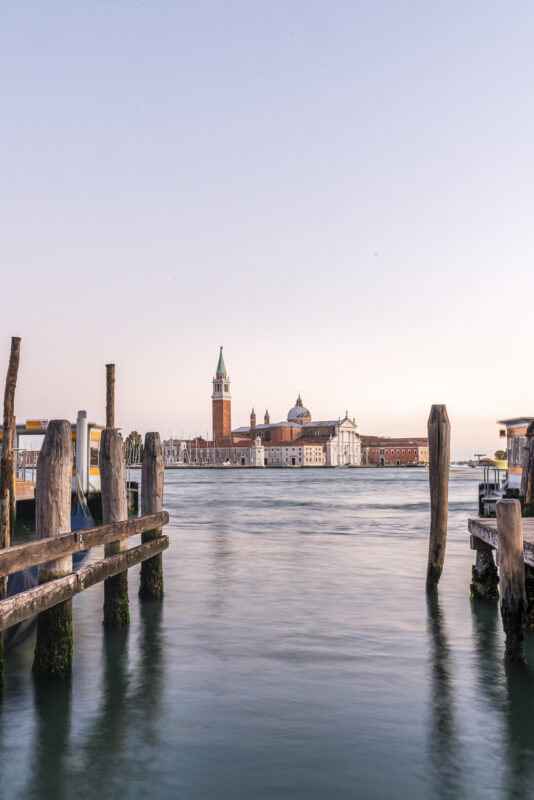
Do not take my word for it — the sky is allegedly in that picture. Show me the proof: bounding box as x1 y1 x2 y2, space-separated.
1 1 533 459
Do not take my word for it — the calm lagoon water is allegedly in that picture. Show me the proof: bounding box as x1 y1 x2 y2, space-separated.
2 467 534 800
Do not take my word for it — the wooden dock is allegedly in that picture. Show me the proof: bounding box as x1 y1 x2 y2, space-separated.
468 517 534 567
15 479 35 502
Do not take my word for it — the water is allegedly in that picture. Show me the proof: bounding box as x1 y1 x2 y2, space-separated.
2 468 534 800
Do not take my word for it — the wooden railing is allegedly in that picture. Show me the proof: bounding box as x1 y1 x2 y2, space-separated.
0 511 170 632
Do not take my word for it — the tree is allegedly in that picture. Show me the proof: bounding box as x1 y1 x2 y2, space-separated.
494 449 506 461
124 431 143 463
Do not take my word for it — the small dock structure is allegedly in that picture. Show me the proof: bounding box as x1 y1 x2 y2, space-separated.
469 507 534 666
0 338 170 686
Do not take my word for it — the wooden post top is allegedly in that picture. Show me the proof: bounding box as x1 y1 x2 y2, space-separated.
106 363 115 428
428 404 450 425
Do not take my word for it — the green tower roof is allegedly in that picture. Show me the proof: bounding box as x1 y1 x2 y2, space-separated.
216 346 227 376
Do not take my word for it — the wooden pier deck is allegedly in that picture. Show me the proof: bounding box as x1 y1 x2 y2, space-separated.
15 480 35 502
468 517 534 567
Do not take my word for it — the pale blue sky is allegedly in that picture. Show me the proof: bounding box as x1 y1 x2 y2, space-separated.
2 1 534 457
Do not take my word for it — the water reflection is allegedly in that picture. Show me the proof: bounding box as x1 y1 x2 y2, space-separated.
19 600 165 800
471 602 534 799
25 683 72 800
133 599 165 736
426 596 464 799
76 629 130 791
470 601 506 712
209 529 235 615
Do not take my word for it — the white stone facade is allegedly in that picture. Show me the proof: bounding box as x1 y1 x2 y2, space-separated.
325 418 361 466
263 442 326 467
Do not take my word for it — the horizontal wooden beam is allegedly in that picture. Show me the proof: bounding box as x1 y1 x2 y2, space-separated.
0 511 169 577
0 535 169 631
468 517 534 567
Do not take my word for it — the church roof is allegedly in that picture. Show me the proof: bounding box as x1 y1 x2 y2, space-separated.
232 421 301 434
287 394 311 421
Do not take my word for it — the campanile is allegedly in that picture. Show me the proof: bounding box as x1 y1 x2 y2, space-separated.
212 346 232 441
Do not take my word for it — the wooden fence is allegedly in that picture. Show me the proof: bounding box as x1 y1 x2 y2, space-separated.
0 511 169 632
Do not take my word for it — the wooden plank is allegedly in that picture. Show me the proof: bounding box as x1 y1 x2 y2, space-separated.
0 535 169 631
14 481 35 502
468 517 534 567
0 511 169 577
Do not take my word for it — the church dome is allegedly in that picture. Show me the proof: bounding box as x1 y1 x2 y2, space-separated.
287 395 311 422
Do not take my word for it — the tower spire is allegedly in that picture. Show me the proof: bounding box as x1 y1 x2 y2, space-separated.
216 346 227 377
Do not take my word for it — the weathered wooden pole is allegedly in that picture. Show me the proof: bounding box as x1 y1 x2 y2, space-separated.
139 432 164 599
101 364 129 629
0 337 21 556
470 540 499 601
497 499 527 665
0 336 21 687
106 363 115 429
32 420 74 683
426 404 451 593
520 421 534 507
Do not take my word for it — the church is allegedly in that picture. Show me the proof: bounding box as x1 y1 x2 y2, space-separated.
162 348 361 467
211 348 361 466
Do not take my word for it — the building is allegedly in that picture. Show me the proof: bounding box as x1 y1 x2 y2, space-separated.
263 440 327 467
212 347 232 440
164 435 264 467
360 436 429 466
234 395 361 466
497 417 534 489
162 348 362 467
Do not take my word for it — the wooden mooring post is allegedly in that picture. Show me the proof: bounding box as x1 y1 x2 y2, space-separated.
0 336 21 688
497 499 527 666
106 363 115 429
426 404 451 593
101 363 130 629
139 432 164 599
32 420 74 683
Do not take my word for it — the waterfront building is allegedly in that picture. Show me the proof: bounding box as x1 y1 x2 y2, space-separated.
234 396 361 466
263 440 327 467
162 348 361 467
497 417 534 489
360 436 429 466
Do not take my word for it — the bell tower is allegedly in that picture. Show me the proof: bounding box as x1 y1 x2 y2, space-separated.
212 346 232 441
